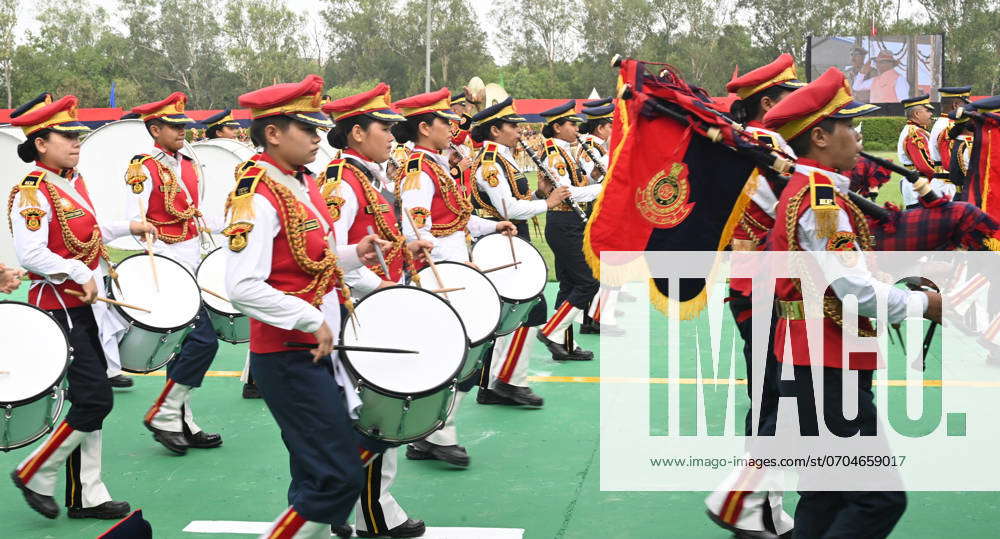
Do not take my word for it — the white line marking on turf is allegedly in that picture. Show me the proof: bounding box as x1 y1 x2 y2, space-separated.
183 521 524 537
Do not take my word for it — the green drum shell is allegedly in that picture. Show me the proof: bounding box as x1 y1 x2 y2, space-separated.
206 308 250 344
352 382 456 444
1 384 66 452
495 296 542 336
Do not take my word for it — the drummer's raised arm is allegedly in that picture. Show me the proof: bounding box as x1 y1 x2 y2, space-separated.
11 188 92 285
224 194 324 332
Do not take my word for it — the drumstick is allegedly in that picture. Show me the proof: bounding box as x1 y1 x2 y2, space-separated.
501 200 519 269
329 230 359 333
136 198 159 292
200 286 230 303
429 287 465 293
65 289 152 313
284 341 419 354
366 225 392 277
403 209 449 299
481 261 522 274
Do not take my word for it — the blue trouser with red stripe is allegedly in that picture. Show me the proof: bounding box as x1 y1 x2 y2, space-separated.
166 306 218 387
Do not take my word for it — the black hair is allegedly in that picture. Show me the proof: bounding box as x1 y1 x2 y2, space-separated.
329 115 377 149
941 96 964 112
391 112 439 145
249 115 294 149
730 85 789 124
787 118 840 157
144 117 169 136
541 118 574 138
206 124 223 139
580 117 611 135
471 119 515 143
16 129 52 163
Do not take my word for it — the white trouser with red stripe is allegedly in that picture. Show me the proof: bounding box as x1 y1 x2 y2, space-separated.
587 287 621 326
354 447 408 534
540 300 579 345
144 379 203 434
259 507 329 539
948 270 989 333
705 464 793 535
487 326 535 388
14 420 112 509
425 390 466 446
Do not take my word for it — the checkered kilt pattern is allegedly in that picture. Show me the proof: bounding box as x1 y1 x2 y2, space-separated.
872 200 1000 251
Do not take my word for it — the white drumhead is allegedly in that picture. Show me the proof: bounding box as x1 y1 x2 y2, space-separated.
0 127 33 268
342 286 466 394
415 262 501 344
196 248 240 315
190 139 255 245
472 233 547 301
112 254 201 329
0 302 68 403
77 119 153 249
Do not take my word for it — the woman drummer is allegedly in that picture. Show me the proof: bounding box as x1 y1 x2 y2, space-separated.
390 87 517 470
6 93 155 520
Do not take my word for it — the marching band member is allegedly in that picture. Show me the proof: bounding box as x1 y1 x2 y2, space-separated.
930 86 972 174
391 87 517 469
534 100 603 354
224 74 388 539
469 97 569 406
124 92 225 456
7 93 156 520
203 108 242 140
318 83 429 538
704 54 802 539
898 94 950 208
763 67 941 538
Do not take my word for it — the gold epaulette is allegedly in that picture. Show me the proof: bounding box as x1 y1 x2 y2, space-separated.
226 163 266 223
16 170 46 208
479 142 500 187
752 131 776 149
808 172 839 240
320 159 345 197
402 152 424 192
125 154 152 194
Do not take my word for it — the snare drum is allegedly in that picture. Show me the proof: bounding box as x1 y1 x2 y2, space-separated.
340 286 467 443
196 248 249 344
0 302 70 451
415 261 501 383
471 233 548 335
109 253 202 373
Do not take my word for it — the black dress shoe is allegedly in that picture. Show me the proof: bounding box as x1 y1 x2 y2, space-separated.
476 388 519 405
492 381 544 407
11 470 58 519
143 422 188 455
68 500 131 520
242 382 261 399
332 524 353 538
536 332 593 361
108 374 134 388
579 321 626 337
357 518 426 538
705 509 780 539
184 430 223 449
406 440 469 468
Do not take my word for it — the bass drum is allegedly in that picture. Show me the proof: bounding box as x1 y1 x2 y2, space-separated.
0 126 33 269
0 301 70 451
196 248 249 344
189 138 255 247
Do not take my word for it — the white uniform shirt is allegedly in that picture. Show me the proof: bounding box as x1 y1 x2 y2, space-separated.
575 133 609 184
744 125 796 219
548 137 602 202
897 124 954 206
928 116 950 164
475 142 548 220
400 146 496 263
793 163 927 324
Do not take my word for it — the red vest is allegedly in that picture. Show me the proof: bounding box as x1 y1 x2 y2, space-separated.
17 170 104 310
768 168 877 370
936 118 953 170
234 162 342 354
406 150 472 238
324 158 404 283
131 153 200 243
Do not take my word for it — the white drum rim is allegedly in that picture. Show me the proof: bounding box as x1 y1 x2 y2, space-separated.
339 285 467 398
109 253 201 331
0 301 70 406
414 261 502 346
472 232 548 302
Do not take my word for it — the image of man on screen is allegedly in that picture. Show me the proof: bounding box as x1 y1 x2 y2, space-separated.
852 49 909 103
844 47 871 102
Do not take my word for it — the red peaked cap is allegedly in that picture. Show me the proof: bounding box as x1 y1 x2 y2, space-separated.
130 91 193 124
322 82 404 122
9 94 90 135
762 67 879 141
392 87 461 120
238 74 331 128
725 53 805 99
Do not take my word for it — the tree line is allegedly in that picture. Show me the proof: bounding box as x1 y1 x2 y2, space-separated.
0 0 998 111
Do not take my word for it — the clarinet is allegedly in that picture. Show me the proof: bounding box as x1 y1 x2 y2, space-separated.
518 138 588 223
575 135 608 179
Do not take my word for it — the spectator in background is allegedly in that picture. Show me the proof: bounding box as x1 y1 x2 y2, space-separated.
844 47 871 102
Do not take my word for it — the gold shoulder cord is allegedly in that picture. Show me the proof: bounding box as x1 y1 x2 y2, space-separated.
556 144 588 187
340 161 406 278
147 159 203 244
5 179 107 266
422 158 472 237
469 151 531 218
785 185 875 337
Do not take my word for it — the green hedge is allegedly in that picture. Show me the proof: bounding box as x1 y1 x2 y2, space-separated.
858 116 907 153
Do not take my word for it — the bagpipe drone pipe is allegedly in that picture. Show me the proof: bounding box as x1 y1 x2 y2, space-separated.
583 55 1000 318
